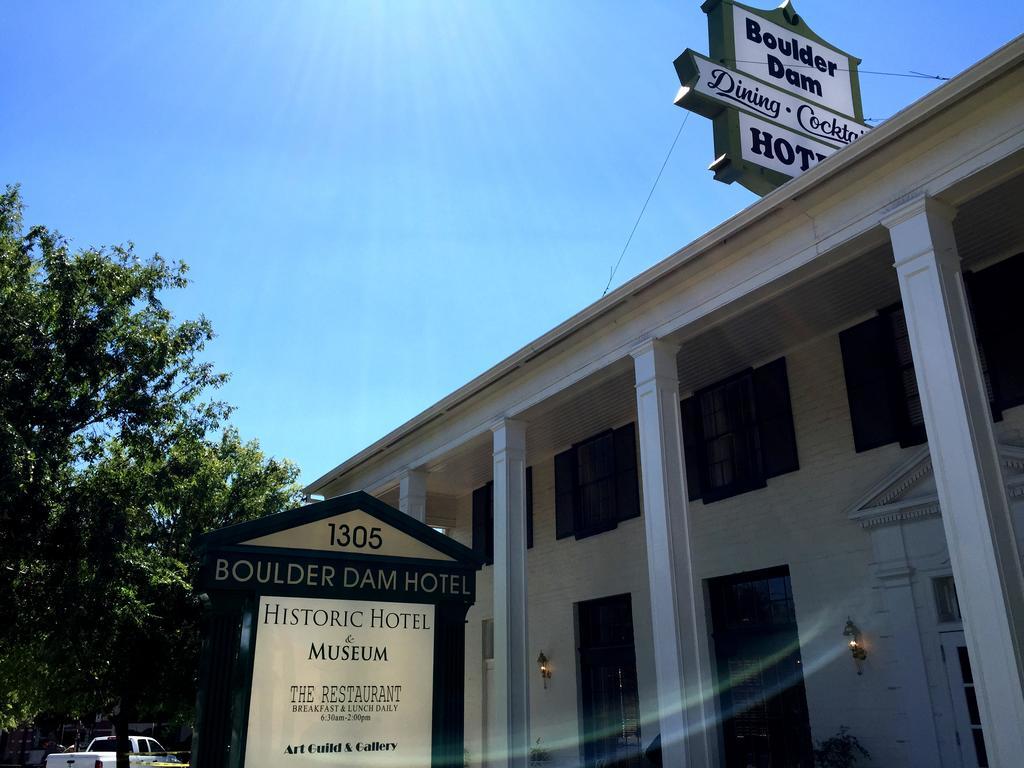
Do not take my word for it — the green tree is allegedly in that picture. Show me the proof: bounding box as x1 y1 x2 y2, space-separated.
0 185 302 763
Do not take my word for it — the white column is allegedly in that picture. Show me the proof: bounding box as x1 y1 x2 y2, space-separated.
884 196 1024 767
398 468 427 523
631 340 712 768
868 524 943 768
491 418 529 768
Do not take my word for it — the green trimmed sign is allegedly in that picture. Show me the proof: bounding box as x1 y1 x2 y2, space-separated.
675 0 868 195
192 492 483 768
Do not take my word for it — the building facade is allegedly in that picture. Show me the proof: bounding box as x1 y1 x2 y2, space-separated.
305 37 1024 768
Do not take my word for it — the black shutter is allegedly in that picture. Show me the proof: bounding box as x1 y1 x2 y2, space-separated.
681 396 704 502
526 466 534 550
486 481 495 565
971 254 1024 412
472 484 490 564
613 422 641 521
554 448 577 540
963 272 1001 421
839 316 901 452
754 357 799 478
883 308 928 448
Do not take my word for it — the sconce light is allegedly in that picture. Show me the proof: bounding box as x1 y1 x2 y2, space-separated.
537 652 552 688
843 618 867 673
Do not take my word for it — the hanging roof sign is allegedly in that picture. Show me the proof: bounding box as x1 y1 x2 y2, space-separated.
675 0 869 195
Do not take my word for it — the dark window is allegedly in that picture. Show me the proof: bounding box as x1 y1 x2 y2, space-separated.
839 253 1024 454
933 576 962 623
969 254 1024 412
554 423 640 541
709 567 813 768
714 572 797 631
577 432 617 534
577 594 641 767
471 468 533 565
840 305 949 452
701 374 761 494
886 308 928 444
837 313 904 452
681 358 799 504
471 484 493 566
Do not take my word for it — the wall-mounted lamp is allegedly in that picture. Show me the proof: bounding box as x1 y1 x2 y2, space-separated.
537 652 552 688
843 618 867 674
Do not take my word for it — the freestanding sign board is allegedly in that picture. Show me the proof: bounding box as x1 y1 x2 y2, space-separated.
674 0 868 195
193 492 482 768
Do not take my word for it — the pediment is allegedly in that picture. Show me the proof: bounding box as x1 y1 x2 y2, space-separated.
846 443 1024 528
199 490 480 566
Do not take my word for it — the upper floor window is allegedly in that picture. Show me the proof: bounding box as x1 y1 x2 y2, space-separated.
554 423 640 541
839 305 930 452
681 357 799 504
838 252 1024 453
471 469 533 565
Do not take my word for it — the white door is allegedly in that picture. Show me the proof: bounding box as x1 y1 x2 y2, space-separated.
940 632 989 768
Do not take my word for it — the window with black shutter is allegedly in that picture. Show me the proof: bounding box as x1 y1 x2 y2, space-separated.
681 398 704 502
471 484 493 566
839 307 931 452
552 422 641 541
838 251 1024 455
700 372 764 502
526 466 534 550
884 307 928 446
471 469 534 565
969 253 1024 412
837 314 901 452
680 358 799 504
577 432 617 535
754 358 800 479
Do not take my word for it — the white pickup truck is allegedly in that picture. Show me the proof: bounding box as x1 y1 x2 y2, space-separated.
44 736 176 768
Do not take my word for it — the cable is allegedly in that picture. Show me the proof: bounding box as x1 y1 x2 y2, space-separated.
599 53 946 295
602 113 689 297
724 58 949 80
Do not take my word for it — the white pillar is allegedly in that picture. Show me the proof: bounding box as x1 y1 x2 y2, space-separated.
398 468 427 523
884 196 1024 767
491 418 529 768
631 340 712 768
867 524 943 768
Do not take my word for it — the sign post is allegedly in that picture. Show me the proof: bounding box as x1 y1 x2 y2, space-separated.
675 0 868 195
193 491 482 768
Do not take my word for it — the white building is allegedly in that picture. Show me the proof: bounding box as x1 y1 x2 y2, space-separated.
305 36 1024 768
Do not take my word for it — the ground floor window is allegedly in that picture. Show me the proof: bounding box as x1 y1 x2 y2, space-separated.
708 566 813 768
577 593 641 768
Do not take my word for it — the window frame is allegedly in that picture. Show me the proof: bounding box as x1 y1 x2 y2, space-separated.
840 288 1009 455
554 422 640 542
471 469 533 565
693 368 766 503
574 429 621 537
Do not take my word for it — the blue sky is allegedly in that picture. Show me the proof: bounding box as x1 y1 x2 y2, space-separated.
3 1 1022 484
